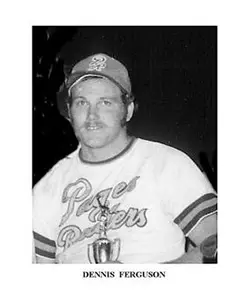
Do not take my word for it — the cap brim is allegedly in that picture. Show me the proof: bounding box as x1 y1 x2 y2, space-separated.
68 74 104 95
67 71 129 96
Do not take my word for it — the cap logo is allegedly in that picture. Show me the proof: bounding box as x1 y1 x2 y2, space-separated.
88 55 107 72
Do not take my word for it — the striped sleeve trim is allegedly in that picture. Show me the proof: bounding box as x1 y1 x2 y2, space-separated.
174 193 217 236
182 205 217 235
33 231 56 259
33 231 56 246
34 239 56 254
35 247 56 259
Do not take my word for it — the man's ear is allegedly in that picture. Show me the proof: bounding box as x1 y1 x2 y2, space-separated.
126 101 134 122
67 103 72 122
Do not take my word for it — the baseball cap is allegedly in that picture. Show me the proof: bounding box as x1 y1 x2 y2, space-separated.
57 53 132 119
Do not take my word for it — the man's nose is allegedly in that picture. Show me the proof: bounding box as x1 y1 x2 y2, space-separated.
87 104 99 120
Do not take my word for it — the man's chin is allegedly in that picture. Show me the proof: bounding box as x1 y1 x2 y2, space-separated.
81 138 108 149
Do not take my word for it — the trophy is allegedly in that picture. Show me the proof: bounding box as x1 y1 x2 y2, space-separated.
88 196 120 264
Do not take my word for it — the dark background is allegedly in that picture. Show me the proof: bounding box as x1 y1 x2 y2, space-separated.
33 26 217 190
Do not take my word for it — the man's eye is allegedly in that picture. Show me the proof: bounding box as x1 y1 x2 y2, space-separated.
75 100 87 106
102 100 112 106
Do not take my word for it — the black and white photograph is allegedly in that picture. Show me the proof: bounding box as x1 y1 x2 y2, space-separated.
2 1 250 299
33 26 217 265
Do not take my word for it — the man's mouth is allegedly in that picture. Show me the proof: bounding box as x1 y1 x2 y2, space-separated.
85 124 103 131
88 126 100 130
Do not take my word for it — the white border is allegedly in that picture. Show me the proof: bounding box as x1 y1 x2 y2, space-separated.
2 0 250 299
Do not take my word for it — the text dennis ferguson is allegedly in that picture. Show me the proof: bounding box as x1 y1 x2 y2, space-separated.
82 271 166 278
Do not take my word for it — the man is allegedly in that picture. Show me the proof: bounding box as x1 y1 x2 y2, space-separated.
33 53 217 264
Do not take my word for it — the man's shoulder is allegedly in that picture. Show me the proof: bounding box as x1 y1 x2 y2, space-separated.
138 138 189 160
33 148 79 193
136 138 199 174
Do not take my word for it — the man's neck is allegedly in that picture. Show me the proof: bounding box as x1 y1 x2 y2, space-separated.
79 134 133 163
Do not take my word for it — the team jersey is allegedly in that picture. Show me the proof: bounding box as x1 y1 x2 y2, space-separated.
33 138 217 263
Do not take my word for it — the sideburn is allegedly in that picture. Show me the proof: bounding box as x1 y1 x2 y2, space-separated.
120 105 128 127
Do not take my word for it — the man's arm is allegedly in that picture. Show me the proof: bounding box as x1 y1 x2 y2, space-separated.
33 237 56 263
33 232 57 264
35 256 56 264
166 213 217 263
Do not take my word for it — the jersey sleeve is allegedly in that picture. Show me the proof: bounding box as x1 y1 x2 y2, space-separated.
160 150 217 236
32 166 61 260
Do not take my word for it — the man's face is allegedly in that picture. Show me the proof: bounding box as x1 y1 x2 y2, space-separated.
69 78 133 149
